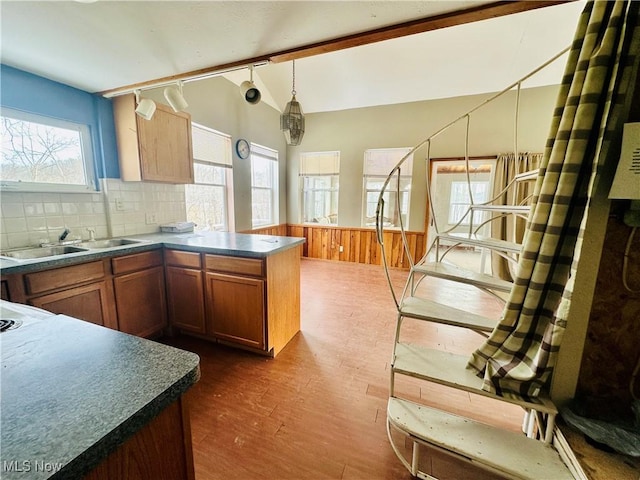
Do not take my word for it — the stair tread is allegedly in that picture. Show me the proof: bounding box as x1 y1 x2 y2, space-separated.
393 343 557 413
514 168 539 182
400 297 496 332
388 397 572 480
468 204 531 213
437 232 522 253
412 262 513 292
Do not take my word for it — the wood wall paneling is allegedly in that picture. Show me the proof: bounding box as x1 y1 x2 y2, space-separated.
284 224 425 269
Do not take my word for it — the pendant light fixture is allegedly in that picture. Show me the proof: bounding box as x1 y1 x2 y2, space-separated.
280 60 305 146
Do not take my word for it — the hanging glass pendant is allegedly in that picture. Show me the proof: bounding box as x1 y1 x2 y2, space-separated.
280 60 305 146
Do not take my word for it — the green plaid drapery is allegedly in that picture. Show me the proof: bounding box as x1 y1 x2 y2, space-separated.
468 0 640 400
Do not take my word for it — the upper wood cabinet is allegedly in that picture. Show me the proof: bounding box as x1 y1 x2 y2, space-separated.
113 94 194 184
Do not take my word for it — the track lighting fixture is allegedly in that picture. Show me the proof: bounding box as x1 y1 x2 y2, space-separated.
164 81 188 112
240 66 261 105
134 90 156 120
280 60 305 146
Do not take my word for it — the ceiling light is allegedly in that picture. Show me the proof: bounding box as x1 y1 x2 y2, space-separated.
164 81 188 112
280 60 305 146
134 90 156 120
240 66 261 105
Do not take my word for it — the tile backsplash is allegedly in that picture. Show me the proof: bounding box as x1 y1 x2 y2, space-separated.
0 179 186 250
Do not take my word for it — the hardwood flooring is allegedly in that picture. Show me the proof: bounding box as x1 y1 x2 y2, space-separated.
163 257 524 480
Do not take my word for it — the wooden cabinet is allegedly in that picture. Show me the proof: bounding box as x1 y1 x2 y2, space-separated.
84 395 195 480
205 272 265 350
165 250 206 334
113 250 167 337
113 94 194 184
18 260 118 329
30 282 113 327
201 248 300 356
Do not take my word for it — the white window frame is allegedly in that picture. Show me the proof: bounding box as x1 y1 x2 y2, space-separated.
250 143 278 228
362 147 413 228
185 123 234 232
0 107 97 193
299 151 340 224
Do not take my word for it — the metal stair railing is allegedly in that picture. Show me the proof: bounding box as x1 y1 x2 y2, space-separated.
375 47 570 309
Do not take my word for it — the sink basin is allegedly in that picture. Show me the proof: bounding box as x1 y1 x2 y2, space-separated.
0 245 89 260
78 238 142 249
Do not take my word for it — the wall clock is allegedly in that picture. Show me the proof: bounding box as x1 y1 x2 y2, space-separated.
235 138 251 159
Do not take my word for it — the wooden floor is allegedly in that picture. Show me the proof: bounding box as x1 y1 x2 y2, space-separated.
163 257 525 480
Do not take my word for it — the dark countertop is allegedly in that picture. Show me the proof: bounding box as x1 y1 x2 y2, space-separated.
0 231 305 274
0 300 200 479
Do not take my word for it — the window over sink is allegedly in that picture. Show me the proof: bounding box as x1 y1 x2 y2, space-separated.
0 108 97 192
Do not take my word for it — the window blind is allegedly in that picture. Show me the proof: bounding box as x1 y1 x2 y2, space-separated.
251 143 278 161
363 147 413 176
300 151 340 175
192 123 232 166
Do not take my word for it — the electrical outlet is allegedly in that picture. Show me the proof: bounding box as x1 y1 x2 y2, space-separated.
339 245 344 253
115 198 124 211
145 213 157 224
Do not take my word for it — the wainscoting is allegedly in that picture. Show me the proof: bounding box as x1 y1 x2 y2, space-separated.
245 224 427 269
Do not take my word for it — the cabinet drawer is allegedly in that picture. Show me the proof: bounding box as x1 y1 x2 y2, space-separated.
204 254 263 277
112 250 163 275
165 249 201 269
24 261 105 295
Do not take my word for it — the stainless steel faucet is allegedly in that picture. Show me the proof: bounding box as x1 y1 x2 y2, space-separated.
59 228 70 242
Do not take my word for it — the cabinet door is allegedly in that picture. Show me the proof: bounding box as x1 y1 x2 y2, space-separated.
30 281 114 328
114 266 167 337
137 103 193 184
166 266 206 334
205 272 265 350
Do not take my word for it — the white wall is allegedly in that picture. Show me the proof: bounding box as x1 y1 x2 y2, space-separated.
286 85 560 231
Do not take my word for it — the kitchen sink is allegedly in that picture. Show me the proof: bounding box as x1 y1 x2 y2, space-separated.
78 238 143 249
0 245 89 260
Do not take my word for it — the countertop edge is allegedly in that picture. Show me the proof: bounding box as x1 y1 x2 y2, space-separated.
55 361 200 479
0 233 306 274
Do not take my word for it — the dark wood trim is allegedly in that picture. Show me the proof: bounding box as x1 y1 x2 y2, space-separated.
269 1 568 63
98 1 569 97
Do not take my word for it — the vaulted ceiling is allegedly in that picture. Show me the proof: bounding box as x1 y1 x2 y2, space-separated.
0 1 584 113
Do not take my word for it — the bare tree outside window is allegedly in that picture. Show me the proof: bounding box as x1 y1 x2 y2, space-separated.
1 116 88 186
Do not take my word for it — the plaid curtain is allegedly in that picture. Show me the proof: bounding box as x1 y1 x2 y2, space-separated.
490 152 543 282
468 0 640 400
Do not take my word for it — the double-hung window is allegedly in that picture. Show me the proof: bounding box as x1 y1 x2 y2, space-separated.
362 148 413 228
251 144 278 228
185 123 233 231
0 108 96 192
300 151 339 224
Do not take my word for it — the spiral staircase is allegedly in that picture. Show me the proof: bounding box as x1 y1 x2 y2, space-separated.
375 51 582 480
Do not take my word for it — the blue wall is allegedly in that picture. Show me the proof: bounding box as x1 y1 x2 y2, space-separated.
0 65 120 179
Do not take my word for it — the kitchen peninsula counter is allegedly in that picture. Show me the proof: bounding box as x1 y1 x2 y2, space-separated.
0 231 305 275
0 300 200 479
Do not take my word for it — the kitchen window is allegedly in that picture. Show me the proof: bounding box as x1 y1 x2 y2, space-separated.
251 144 278 228
185 123 234 231
0 108 97 192
362 148 413 228
300 151 339 224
